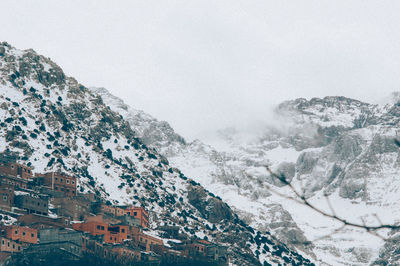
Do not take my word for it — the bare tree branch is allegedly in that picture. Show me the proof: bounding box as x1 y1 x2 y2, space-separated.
244 151 400 246
264 165 400 232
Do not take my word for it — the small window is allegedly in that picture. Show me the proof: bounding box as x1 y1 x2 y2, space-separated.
15 230 18 235
11 165 14 169
60 178 63 183
101 226 104 230
12 244 15 248
66 179 70 184
134 212 137 216
7 242 9 247
18 246 20 251
55 178 58 181
55 186 58 190
110 236 112 240
2 240 4 245
97 225 100 230
22 232 25 236
121 229 125 233
61 188 64 191
31 233 34 238
3 195 7 201
72 181 75 184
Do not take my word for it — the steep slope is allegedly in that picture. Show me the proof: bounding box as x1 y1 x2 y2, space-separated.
0 42 313 265
93 87 400 265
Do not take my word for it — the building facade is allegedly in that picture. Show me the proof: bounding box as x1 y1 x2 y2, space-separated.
51 196 91 220
5 225 38 244
0 175 28 190
14 192 48 216
0 186 14 210
0 163 32 180
72 216 130 244
39 228 83 246
35 172 77 197
0 237 22 253
104 206 149 228
17 214 71 229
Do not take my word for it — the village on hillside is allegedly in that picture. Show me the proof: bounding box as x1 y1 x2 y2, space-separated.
0 162 228 265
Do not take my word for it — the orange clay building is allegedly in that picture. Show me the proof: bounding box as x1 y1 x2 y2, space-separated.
120 206 149 228
0 163 33 180
72 216 129 244
35 172 77 197
0 237 22 252
102 205 149 228
5 225 38 244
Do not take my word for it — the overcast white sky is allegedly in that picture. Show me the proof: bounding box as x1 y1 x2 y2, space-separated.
1 1 400 141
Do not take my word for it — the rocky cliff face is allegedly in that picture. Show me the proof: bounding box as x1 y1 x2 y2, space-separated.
94 87 400 264
0 42 313 265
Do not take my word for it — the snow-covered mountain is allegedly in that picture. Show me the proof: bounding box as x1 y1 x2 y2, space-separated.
0 42 314 265
93 88 400 265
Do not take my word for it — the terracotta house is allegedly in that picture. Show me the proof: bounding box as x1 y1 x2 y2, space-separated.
72 216 129 244
100 205 142 226
35 172 77 197
0 237 22 252
0 163 32 180
5 225 38 244
118 206 149 228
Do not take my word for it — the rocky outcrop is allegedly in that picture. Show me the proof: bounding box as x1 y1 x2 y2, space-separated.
188 186 232 223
